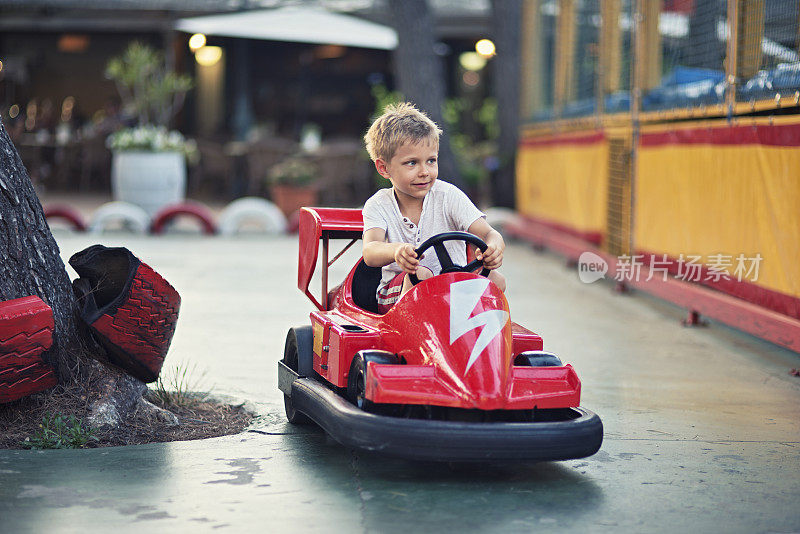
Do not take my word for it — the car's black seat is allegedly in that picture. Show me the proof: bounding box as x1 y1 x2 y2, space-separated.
350 260 382 314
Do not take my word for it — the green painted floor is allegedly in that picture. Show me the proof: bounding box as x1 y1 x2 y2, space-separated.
1 233 798 533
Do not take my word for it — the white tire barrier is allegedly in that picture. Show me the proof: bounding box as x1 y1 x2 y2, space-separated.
88 201 151 234
217 197 288 235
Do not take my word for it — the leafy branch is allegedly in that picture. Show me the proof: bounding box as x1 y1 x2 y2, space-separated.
106 42 193 127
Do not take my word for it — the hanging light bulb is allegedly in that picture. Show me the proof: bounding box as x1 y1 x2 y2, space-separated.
195 46 223 67
475 39 496 58
459 52 487 72
189 33 207 52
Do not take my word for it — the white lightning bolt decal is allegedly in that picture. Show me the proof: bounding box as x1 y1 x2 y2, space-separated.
450 279 509 374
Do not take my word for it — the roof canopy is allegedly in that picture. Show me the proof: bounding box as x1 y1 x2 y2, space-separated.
175 6 398 50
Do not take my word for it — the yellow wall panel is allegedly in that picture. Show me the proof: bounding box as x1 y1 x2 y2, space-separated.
635 143 800 298
516 140 609 234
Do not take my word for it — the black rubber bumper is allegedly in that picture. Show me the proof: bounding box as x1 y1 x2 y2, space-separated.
290 377 604 462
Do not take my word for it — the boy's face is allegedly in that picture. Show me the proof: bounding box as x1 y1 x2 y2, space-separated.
375 140 438 203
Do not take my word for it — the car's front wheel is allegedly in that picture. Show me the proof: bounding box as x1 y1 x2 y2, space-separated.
514 350 563 367
346 350 399 413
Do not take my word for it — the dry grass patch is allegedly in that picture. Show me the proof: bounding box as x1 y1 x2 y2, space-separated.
0 365 253 450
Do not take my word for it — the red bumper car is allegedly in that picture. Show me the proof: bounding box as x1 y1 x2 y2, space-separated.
278 207 603 461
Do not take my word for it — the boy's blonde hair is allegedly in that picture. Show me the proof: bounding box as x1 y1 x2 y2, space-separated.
364 102 442 163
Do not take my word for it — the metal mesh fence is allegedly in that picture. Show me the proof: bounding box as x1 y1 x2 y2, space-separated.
606 135 632 257
737 0 800 103
562 0 600 118
642 0 728 112
523 1 557 122
537 3 557 120
526 0 800 122
602 0 634 114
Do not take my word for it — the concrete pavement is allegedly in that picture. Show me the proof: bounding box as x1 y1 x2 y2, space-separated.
1 230 798 533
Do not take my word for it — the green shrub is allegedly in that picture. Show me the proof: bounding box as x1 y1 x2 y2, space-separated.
22 414 98 450
106 41 193 127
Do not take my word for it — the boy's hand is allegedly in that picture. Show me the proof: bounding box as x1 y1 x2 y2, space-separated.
475 234 504 270
394 243 422 273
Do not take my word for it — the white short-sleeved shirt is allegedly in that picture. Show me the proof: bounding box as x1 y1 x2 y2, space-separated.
362 179 485 295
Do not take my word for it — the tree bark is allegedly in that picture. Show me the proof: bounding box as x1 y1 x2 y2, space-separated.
0 119 150 428
0 120 81 380
490 0 523 209
388 0 465 192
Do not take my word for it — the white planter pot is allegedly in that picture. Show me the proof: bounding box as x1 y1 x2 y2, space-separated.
111 151 186 217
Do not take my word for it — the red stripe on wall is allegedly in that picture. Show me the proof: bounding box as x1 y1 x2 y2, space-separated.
640 122 800 147
513 215 603 246
519 131 606 148
506 215 800 353
637 250 800 320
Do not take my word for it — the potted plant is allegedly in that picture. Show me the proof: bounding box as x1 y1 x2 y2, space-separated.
105 42 194 217
266 155 319 217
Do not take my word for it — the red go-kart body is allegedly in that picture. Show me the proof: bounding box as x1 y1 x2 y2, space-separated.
278 207 602 461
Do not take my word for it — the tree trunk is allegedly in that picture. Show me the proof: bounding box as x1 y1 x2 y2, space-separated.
388 0 465 192
490 0 523 209
0 121 81 379
0 119 149 427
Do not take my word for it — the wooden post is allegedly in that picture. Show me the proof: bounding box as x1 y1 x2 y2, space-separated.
521 0 543 119
735 0 765 82
640 0 662 91
554 0 577 115
630 0 644 260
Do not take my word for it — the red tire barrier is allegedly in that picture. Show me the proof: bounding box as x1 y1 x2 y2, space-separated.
286 209 302 234
43 205 87 232
0 296 57 403
150 202 217 235
70 245 181 383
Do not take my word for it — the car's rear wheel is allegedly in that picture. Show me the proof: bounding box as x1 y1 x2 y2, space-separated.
347 350 399 413
283 326 314 424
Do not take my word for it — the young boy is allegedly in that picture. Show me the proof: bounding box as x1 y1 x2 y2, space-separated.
362 102 506 313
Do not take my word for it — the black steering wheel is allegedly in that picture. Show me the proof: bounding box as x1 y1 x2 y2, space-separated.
409 231 490 285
